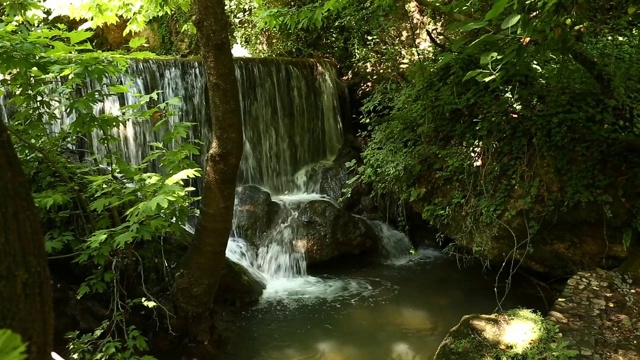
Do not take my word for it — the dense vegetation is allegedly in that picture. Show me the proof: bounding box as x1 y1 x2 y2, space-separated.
236 0 640 269
0 0 639 359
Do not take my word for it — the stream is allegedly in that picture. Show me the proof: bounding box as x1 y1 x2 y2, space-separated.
221 224 546 360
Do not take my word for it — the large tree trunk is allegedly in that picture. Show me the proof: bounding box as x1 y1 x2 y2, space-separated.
0 120 54 359
172 0 243 342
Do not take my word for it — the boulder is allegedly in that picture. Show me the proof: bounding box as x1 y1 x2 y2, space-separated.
293 199 378 263
434 309 559 360
232 185 283 247
215 258 266 307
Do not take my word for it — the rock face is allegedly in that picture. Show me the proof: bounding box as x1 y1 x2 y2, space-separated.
434 309 557 360
293 199 378 263
428 204 631 277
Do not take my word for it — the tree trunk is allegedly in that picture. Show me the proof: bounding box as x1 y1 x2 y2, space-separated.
0 120 54 359
172 0 243 342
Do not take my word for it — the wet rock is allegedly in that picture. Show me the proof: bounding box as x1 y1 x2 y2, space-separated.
318 162 349 201
293 199 378 263
232 185 283 247
317 144 438 245
215 258 266 307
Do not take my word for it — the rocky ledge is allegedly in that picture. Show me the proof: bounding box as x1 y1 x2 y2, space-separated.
547 269 640 360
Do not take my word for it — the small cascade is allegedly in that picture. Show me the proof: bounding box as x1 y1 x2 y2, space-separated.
225 237 268 285
238 193 327 280
369 220 414 263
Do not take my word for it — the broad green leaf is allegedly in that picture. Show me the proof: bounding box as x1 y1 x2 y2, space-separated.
165 169 201 185
168 97 182 105
114 232 135 248
501 13 521 29
128 36 147 49
0 329 27 360
463 69 483 81
437 53 454 67
90 198 110 212
484 0 509 21
480 52 499 65
67 30 93 45
109 85 129 93
148 195 169 211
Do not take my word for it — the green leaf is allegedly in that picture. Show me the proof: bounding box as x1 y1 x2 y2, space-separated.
91 198 110 212
484 0 509 21
461 21 488 31
148 195 169 211
165 169 201 185
501 13 521 29
141 297 157 308
623 228 633 249
0 329 27 360
114 232 135 248
463 69 484 81
436 53 453 68
109 84 129 93
168 97 182 106
67 30 93 45
128 37 147 49
480 52 499 65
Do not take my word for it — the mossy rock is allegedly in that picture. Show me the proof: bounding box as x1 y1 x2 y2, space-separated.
434 309 575 360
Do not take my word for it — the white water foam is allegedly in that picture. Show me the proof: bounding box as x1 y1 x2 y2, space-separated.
369 220 443 265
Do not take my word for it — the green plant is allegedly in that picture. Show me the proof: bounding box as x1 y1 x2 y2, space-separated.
356 0 640 263
0 330 27 360
2 4 201 357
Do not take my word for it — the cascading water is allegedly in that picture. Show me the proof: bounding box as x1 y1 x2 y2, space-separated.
2 56 411 303
1 58 344 194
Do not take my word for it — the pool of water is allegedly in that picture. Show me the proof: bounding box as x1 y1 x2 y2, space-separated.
220 249 546 360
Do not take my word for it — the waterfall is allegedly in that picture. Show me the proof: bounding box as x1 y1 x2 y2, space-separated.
1 58 345 195
4 56 416 303
369 220 414 263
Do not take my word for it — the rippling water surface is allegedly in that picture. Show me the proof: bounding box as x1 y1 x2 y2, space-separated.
221 249 545 360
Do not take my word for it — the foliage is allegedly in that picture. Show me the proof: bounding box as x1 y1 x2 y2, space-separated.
231 0 422 88
67 321 156 360
0 330 27 360
357 0 640 256
1 1 200 358
148 8 197 56
46 0 190 35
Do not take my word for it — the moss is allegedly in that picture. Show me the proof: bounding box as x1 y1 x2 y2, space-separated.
434 309 578 360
